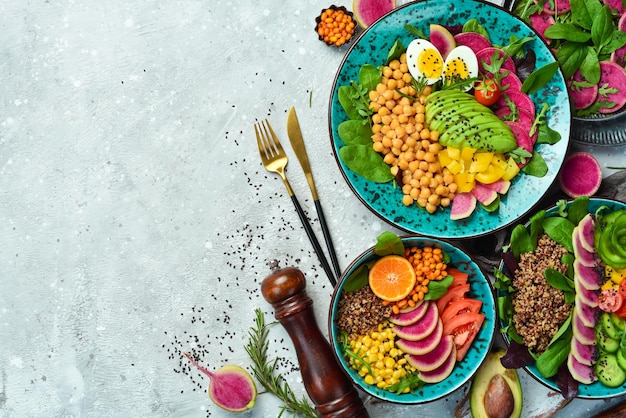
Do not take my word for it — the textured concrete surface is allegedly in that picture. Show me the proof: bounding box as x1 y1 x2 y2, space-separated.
1 0 625 417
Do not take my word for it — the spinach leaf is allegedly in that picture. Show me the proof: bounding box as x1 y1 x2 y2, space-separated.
502 35 534 58
338 85 361 121
544 268 574 292
542 216 575 253
510 224 533 259
359 64 381 93
567 196 590 225
591 6 614 52
424 275 453 301
579 46 601 85
462 18 490 40
555 42 588 79
536 323 572 378
387 40 405 64
521 151 548 177
342 263 369 291
544 23 592 43
374 231 404 256
338 120 373 145
339 144 394 183
570 0 601 30
403 24 426 39
521 62 559 94
529 209 546 248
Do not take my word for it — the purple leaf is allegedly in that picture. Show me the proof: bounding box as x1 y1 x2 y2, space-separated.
501 341 534 369
555 363 578 400
501 250 519 276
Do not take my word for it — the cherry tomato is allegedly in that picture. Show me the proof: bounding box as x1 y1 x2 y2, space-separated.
442 312 485 361
598 288 623 313
619 279 626 298
474 78 501 106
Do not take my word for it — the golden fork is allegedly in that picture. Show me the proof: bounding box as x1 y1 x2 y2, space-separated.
254 119 337 286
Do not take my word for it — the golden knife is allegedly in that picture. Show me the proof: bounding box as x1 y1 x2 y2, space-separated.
286 107 342 280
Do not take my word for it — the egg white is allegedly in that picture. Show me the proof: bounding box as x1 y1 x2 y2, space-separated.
406 39 444 85
442 45 479 90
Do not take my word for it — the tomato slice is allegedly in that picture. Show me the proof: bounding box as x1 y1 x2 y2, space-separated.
442 312 485 361
619 279 626 299
435 283 470 314
447 267 469 287
440 298 483 326
599 288 623 313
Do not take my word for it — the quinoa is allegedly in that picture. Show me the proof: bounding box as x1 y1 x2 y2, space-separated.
511 233 573 354
336 285 391 338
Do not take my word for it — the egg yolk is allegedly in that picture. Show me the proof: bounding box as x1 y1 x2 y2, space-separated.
444 57 470 82
417 48 443 79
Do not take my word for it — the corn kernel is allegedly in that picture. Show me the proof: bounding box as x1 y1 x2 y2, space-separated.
364 375 375 385
384 357 395 368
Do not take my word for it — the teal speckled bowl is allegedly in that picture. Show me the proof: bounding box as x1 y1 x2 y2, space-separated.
328 0 571 239
328 236 496 404
499 198 626 399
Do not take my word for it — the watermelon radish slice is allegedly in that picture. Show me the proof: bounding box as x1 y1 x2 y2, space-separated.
577 214 596 253
394 301 439 341
559 152 602 198
453 32 492 55
396 319 444 355
389 299 428 326
596 61 626 114
573 259 601 291
450 192 476 221
352 0 396 29
569 69 599 110
574 230 599 267
570 336 596 366
495 90 536 118
429 24 456 60
575 296 600 328
407 334 455 372
471 182 498 205
603 0 626 14
567 350 596 384
529 11 556 43
475 47 517 76
572 309 597 345
418 342 457 383
505 120 534 168
495 106 535 134
500 71 523 92
479 178 511 195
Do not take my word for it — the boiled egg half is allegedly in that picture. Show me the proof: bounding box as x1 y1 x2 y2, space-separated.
406 39 478 89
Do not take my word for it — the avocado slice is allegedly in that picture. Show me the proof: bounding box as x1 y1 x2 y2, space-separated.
470 348 522 418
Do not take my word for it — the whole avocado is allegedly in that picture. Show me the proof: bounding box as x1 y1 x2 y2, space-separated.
470 348 522 418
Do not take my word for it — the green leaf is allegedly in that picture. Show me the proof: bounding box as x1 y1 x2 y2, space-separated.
462 18 490 40
555 42 588 80
338 85 361 120
521 62 560 94
591 6 615 51
529 209 547 248
338 120 373 145
579 46 601 85
602 30 626 55
424 275 454 301
536 324 572 378
502 35 534 58
387 40 405 64
342 264 370 291
544 268 574 292
374 231 404 256
404 24 426 39
567 196 591 225
570 0 602 30
542 216 575 253
339 144 394 183
510 224 533 259
544 23 592 43
359 64 381 93
521 151 548 178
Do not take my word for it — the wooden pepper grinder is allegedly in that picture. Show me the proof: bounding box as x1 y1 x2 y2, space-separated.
261 266 370 418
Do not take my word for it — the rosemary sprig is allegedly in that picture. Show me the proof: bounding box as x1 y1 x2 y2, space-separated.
245 308 318 418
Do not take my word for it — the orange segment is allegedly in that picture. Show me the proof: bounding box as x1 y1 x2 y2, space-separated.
368 255 417 302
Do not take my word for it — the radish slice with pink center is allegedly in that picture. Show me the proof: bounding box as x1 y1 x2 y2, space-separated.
559 152 602 198
569 69 599 110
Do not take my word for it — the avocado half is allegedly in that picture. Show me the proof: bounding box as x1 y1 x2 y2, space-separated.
470 348 523 418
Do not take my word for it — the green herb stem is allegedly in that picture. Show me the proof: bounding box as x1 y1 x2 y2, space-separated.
245 308 318 418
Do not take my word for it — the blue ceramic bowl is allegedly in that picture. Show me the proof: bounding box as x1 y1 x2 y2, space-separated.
328 236 496 404
498 198 626 398
328 0 571 239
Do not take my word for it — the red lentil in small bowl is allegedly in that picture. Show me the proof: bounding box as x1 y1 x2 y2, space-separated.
328 233 496 404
